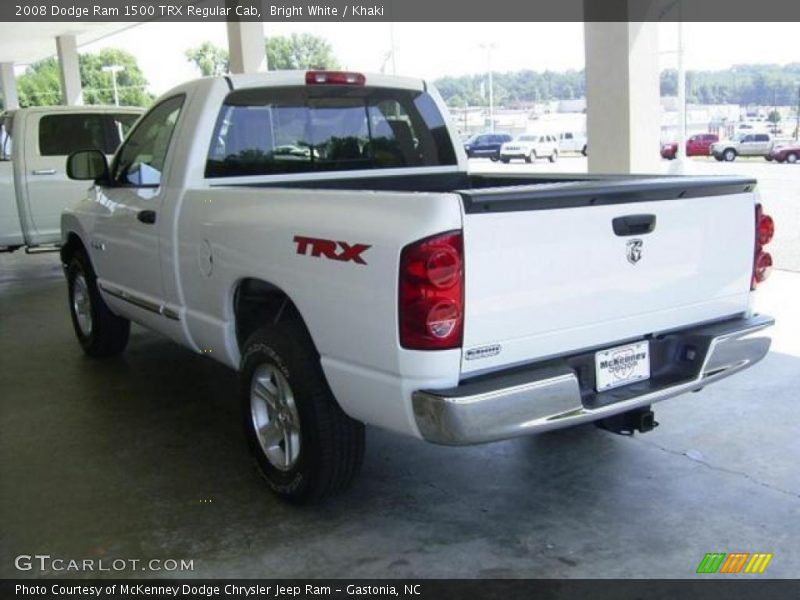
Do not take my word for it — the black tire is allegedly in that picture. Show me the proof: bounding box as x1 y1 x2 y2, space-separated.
714 155 724 162
500 157 510 164
723 148 737 162
241 318 365 504
787 153 798 164
525 151 535 164
489 156 498 162
581 145 587 156
549 150 558 163
66 249 130 358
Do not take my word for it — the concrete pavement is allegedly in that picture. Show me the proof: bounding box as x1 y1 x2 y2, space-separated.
1 250 798 579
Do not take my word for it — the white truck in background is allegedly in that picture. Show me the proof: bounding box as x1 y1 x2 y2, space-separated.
59 71 775 504
0 105 142 252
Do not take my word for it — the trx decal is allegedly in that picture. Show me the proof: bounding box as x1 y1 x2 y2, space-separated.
294 236 371 265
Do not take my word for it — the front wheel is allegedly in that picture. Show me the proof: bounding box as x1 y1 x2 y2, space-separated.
723 148 737 162
241 319 365 504
500 157 510 164
525 150 536 164
66 250 130 358
786 152 798 164
549 150 558 163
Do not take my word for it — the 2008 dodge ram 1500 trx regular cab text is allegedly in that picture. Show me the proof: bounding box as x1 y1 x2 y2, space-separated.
60 71 775 503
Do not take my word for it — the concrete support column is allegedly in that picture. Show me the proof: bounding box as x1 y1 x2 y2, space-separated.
226 21 267 74
56 34 83 106
584 21 660 173
1 62 19 110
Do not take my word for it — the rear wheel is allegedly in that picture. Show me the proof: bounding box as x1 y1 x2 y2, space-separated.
241 318 365 504
66 249 130 358
525 150 536 164
500 157 510 164
723 148 737 162
787 152 798 164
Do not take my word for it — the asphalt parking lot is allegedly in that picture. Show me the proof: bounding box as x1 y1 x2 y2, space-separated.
1 161 798 579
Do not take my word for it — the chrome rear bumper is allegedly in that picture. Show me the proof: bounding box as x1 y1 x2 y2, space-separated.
413 314 773 445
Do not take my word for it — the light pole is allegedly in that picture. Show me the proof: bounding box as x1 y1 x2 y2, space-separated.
479 43 496 132
102 65 123 106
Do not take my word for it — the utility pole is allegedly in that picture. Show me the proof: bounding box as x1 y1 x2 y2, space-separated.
796 84 799 140
102 65 123 106
479 43 496 132
676 9 687 164
389 22 397 76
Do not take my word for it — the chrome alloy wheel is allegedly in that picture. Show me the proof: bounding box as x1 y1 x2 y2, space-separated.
72 274 93 337
250 364 301 471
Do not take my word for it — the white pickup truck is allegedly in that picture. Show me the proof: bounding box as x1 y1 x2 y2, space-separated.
0 105 141 252
60 71 775 503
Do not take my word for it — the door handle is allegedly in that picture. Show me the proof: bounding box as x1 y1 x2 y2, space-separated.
31 169 57 175
137 210 157 225
613 214 656 236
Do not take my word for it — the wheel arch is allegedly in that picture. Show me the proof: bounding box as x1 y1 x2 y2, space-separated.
60 231 88 267
230 277 318 355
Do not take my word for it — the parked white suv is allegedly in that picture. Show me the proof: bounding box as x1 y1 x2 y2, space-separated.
500 133 559 163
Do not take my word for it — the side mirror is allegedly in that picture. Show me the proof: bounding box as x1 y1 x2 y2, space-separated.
66 149 109 183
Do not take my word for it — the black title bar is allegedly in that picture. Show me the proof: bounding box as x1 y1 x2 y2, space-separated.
3 579 800 600
2 0 800 22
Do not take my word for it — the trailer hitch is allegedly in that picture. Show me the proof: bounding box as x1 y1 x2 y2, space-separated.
596 406 658 436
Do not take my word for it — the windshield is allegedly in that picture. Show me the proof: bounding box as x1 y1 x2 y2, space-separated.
206 86 457 178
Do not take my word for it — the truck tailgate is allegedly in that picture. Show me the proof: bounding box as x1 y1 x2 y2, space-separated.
458 177 757 375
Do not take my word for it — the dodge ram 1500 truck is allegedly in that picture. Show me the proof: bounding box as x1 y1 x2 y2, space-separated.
60 71 775 503
1 105 142 252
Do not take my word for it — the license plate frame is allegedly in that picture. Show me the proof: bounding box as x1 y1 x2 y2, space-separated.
595 341 650 392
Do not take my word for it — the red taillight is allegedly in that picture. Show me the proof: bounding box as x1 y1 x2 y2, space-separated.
752 203 774 289
399 231 464 350
754 251 773 284
305 71 366 86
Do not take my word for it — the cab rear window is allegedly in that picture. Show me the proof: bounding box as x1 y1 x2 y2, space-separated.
205 86 457 178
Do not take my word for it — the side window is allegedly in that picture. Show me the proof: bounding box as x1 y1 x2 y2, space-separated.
564 132 573 140
38 114 107 156
741 135 754 143
755 134 769 142
113 96 184 187
1 115 12 160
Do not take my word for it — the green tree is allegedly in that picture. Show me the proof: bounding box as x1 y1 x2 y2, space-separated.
185 42 230 77
17 48 152 108
80 49 153 106
265 33 340 70
17 58 62 107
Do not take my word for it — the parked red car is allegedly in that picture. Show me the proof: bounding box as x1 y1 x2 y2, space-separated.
767 143 800 164
661 133 719 159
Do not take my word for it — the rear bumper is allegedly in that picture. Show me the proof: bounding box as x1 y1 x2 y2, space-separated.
412 314 773 445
